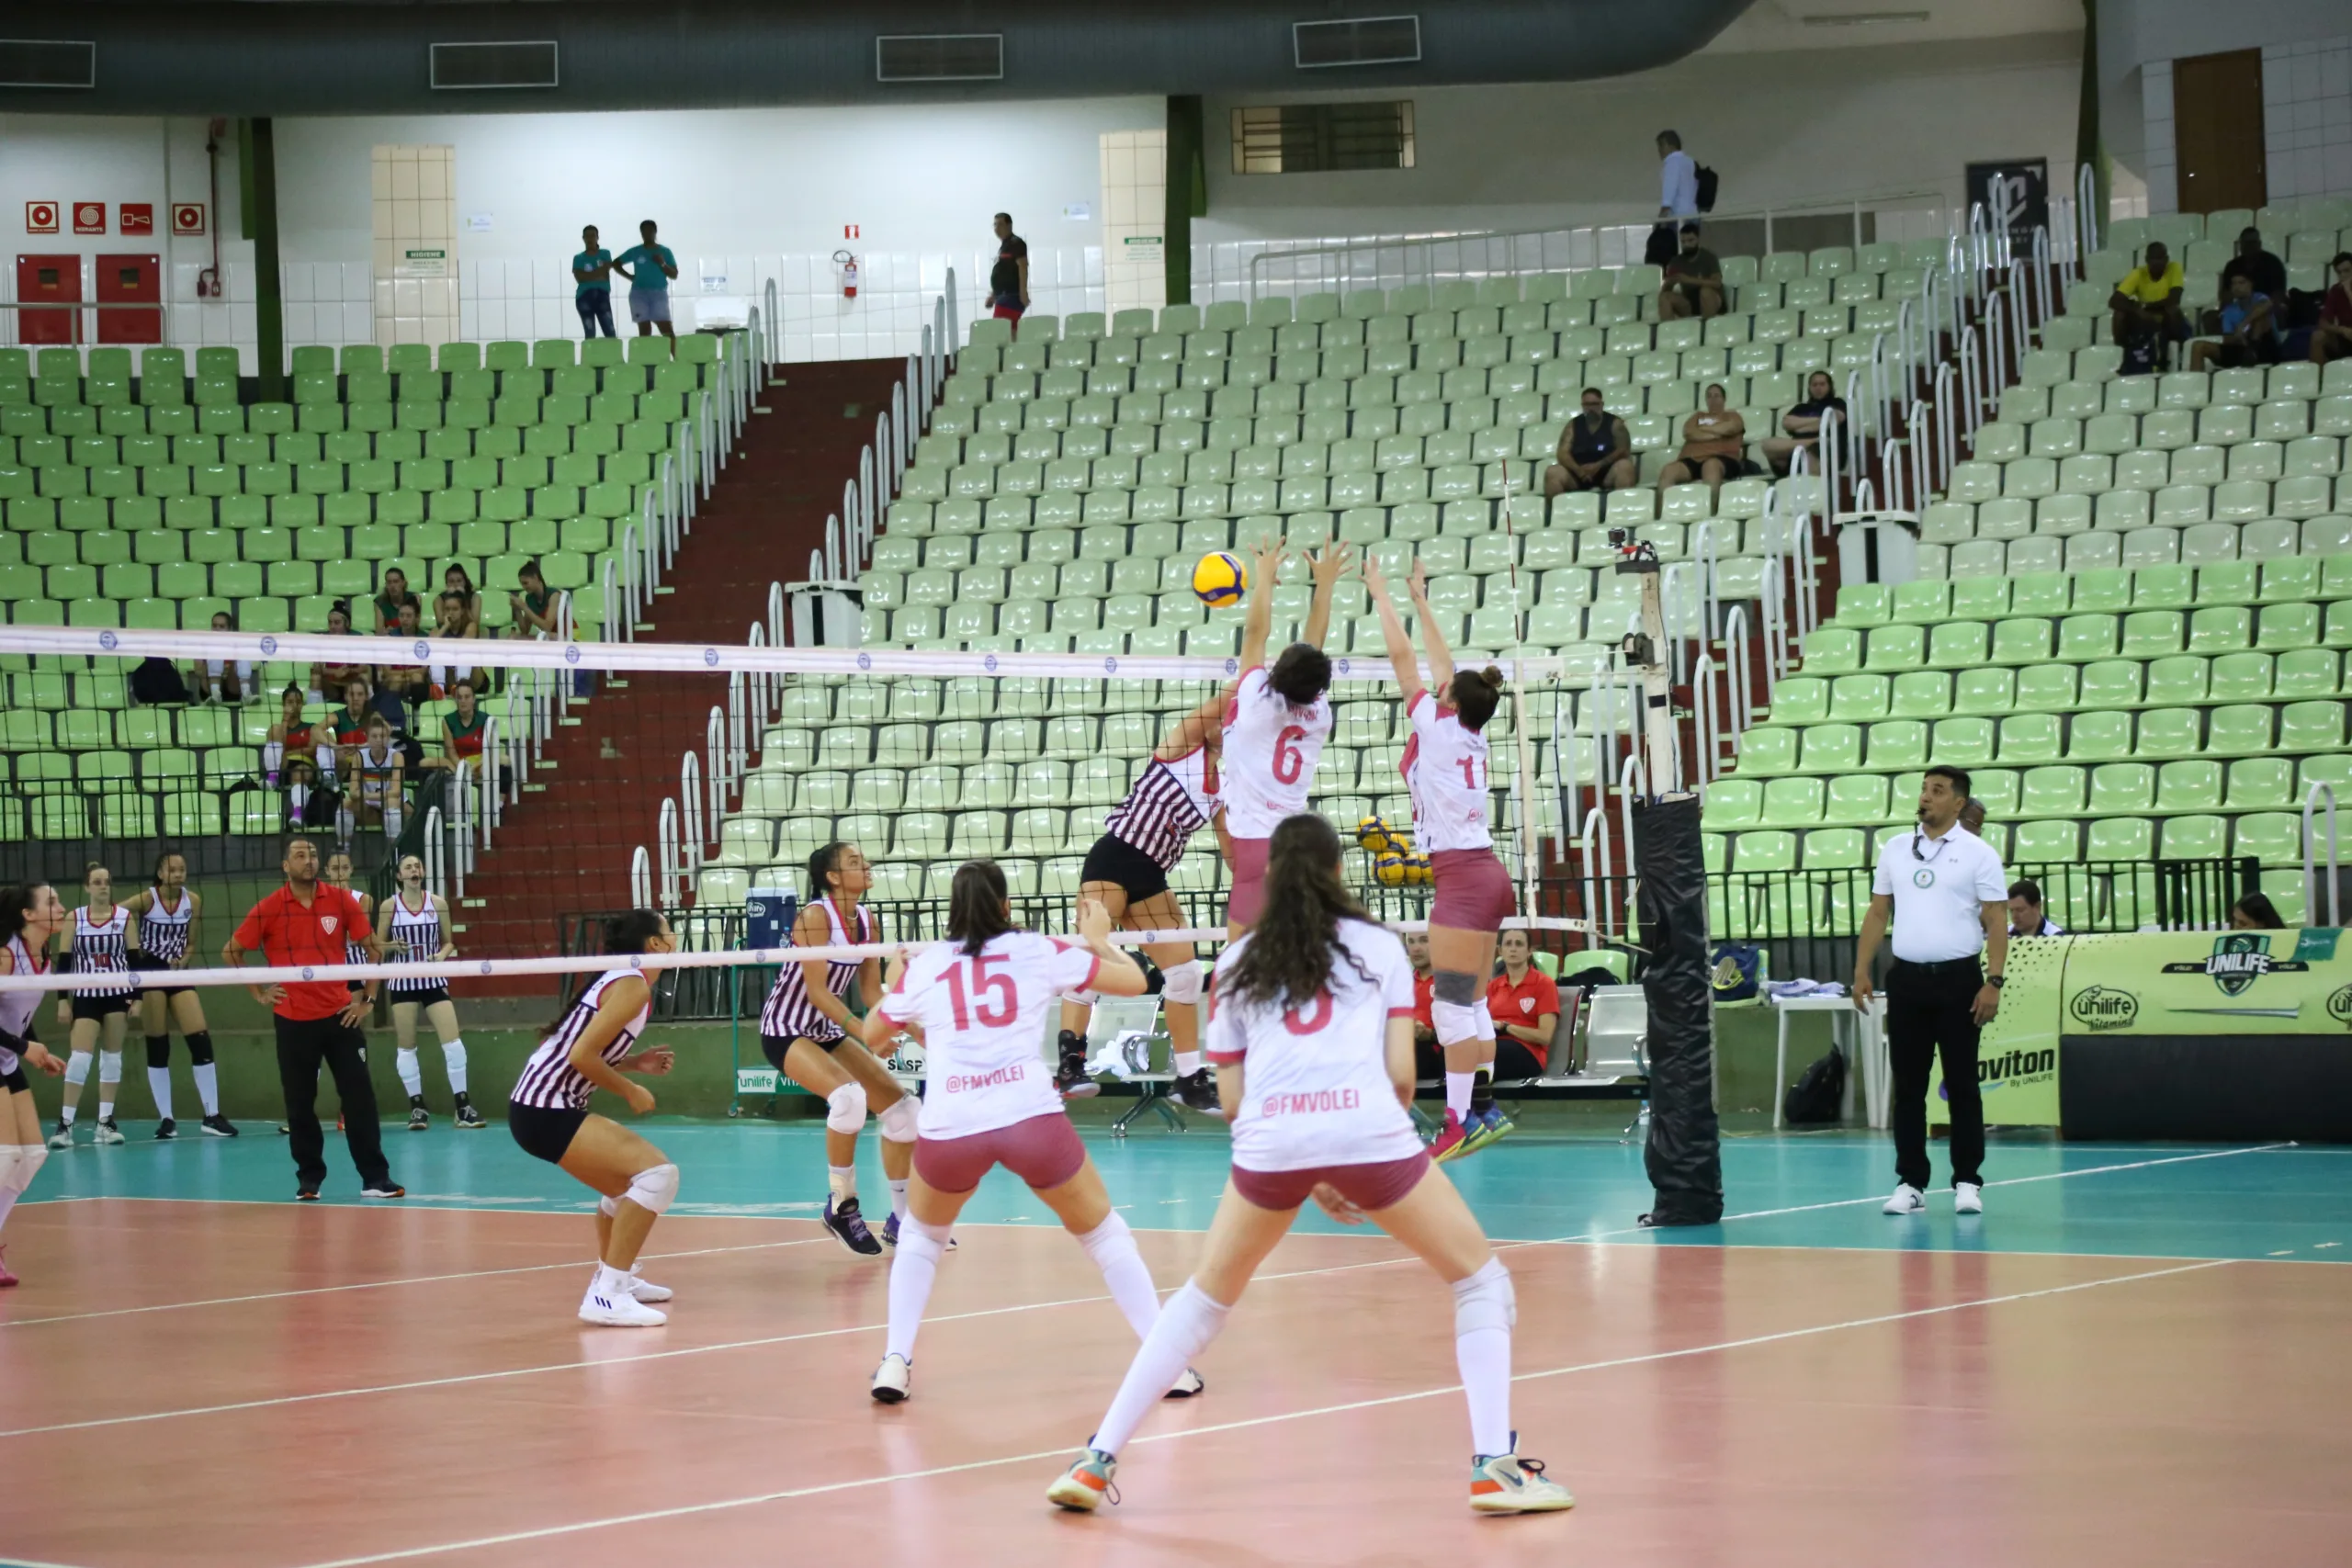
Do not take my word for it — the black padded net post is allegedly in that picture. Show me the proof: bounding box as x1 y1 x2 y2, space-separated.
1635 791 1722 1225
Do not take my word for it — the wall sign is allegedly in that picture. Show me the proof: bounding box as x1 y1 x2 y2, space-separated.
73 201 106 235
399 247 449 278
1965 158 2049 246
25 200 58 234
119 203 153 236
171 202 207 237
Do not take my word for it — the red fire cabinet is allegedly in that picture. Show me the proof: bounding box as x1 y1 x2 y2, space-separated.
96 253 161 344
14 254 81 344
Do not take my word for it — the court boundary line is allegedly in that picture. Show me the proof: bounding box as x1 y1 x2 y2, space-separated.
270 1257 2232 1568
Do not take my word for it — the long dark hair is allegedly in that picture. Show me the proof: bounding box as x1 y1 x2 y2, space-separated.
946 860 1015 957
0 882 55 946
2232 892 2284 930
807 840 850 904
548 908 666 1032
1217 814 1374 1010
1450 664 1505 731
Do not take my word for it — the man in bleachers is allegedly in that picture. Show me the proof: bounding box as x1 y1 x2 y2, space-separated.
2109 241 2188 375
2212 227 2286 330
1543 387 1635 497
2309 252 2352 365
1657 222 1724 321
2188 270 2279 372
990 212 1030 333
2007 879 2063 938
1646 130 1699 265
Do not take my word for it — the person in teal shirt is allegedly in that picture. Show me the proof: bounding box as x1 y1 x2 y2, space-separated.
571 225 616 339
614 220 679 352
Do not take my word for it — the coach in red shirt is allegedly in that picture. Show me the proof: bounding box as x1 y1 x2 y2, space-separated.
222 837 403 1201
1486 929 1560 1078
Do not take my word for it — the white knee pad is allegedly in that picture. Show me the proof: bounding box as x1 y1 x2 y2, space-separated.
1430 998 1484 1048
1452 1258 1515 1334
899 1213 952 1264
878 1095 920 1145
10 1144 47 1195
1068 987 1101 1010
1076 1210 1138 1266
1161 958 1205 1007
63 1051 93 1086
0 1146 20 1196
623 1162 680 1217
599 1193 620 1218
825 1080 869 1135
1475 1000 1497 1043
98 1048 122 1084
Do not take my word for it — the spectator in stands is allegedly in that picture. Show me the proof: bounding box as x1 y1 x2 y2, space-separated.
343 713 406 845
1760 370 1846 477
310 601 368 706
572 225 616 340
189 610 253 705
330 675 402 775
2213 228 2287 328
2007 879 2064 937
418 678 490 778
1657 382 1748 503
2110 242 2189 374
1958 798 1987 838
1404 929 1441 1079
613 219 679 354
371 568 422 636
507 558 565 640
1646 130 1699 266
266 684 333 817
990 212 1030 332
2308 253 2352 365
2228 892 2285 931
441 564 478 620
1658 222 1724 321
1486 929 1558 1079
2188 270 2279 371
431 588 482 693
376 602 432 709
1544 387 1635 496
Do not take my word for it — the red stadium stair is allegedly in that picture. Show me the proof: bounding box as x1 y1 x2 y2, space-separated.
457 355 907 968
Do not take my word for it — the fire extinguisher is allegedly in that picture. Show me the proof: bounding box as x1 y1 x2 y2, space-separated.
833 249 859 299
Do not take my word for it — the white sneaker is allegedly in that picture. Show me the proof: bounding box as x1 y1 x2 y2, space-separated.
580 1275 668 1327
1164 1366 1206 1399
871 1352 911 1404
1883 1183 1926 1215
1954 1182 1984 1215
628 1275 673 1303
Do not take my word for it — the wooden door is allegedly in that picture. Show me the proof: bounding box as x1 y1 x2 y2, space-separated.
2172 50 2266 215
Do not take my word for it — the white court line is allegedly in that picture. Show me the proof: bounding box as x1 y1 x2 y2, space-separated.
0 1238 825 1329
277 1258 2231 1568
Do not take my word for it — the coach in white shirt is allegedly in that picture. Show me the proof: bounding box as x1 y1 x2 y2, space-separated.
1852 765 2008 1217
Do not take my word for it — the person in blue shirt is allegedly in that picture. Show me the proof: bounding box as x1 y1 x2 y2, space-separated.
613 219 679 353
2188 270 2278 371
571 225 616 340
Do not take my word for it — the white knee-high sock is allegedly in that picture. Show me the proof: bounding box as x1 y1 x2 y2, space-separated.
442 1039 469 1094
395 1047 424 1098
98 1051 120 1121
147 1066 175 1121
192 1062 220 1116
1444 1071 1474 1120
0 1147 22 1234
1091 1280 1231 1457
883 1216 951 1361
1075 1213 1163 1340
888 1178 909 1223
1453 1258 1516 1459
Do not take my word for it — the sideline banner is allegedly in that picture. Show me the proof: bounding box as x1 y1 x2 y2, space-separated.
2058 928 2352 1033
1928 931 2064 1127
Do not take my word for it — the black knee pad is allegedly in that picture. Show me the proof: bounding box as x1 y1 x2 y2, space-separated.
1136 954 1166 995
1432 969 1482 1007
145 1033 172 1070
187 1031 215 1066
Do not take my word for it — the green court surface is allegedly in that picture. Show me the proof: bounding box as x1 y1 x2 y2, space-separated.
25 1119 2351 1265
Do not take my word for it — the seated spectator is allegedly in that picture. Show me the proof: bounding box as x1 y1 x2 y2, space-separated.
189 609 254 704
2211 228 2287 332
329 674 406 776
310 600 369 703
432 586 484 693
441 563 480 621
2188 271 2278 371
507 558 565 640
1657 222 1724 321
2110 242 2189 374
371 567 423 636
1486 929 1559 1079
341 713 406 845
1657 382 1748 502
2309 252 2352 365
1759 370 1846 476
417 678 492 777
2229 891 2285 931
1544 387 1636 496
1959 798 1987 837
264 683 334 823
376 601 433 707
1404 929 1442 1081
2007 878 2064 938
130 655 190 706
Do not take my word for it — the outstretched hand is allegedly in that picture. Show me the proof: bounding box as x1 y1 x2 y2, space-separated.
1250 541 1284 589
1308 540 1355 592
1406 558 1429 598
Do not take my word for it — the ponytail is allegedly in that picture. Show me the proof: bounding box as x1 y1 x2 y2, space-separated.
0 883 53 946
945 860 1015 956
1216 813 1375 1010
1449 665 1505 732
548 908 665 1034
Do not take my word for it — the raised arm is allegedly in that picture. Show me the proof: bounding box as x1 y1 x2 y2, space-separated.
1302 540 1351 651
1359 555 1423 710
1159 679 1240 761
1238 541 1283 671
1403 558 1455 696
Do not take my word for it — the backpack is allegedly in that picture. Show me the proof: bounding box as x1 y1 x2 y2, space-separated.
1694 164 1719 213
1709 942 1761 1002
1781 1048 1848 1125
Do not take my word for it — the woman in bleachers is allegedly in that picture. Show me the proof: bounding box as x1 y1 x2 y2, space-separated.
1657 382 1750 505
376 601 433 711
431 587 483 693
371 567 423 636
189 610 254 705
265 683 334 824
507 558 565 641
1759 370 1846 478
311 601 368 706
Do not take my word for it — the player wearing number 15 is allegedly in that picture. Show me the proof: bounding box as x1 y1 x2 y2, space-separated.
859 864 1204 1406
1221 540 1352 935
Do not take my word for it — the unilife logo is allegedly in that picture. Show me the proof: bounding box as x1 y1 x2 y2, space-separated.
2204 932 2273 997
2069 985 2138 1031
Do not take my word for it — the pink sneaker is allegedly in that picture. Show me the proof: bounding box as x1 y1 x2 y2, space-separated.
1429 1110 1471 1164
0 1244 17 1288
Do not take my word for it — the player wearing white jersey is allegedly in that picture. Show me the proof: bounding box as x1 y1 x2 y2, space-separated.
1363 556 1518 1162
1046 814 1572 1517
857 864 1204 1405
0 880 71 1287
48 864 132 1149
506 909 684 1327
1222 539 1351 935
383 854 484 1132
121 852 235 1140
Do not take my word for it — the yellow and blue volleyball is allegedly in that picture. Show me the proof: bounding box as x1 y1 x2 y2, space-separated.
1374 853 1408 886
1192 550 1248 608
1357 815 1397 854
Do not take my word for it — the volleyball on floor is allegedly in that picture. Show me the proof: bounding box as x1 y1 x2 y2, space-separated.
1192 550 1247 607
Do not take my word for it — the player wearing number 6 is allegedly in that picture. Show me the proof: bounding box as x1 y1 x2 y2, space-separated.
858 863 1204 1406
1362 556 1514 1162
1222 539 1351 935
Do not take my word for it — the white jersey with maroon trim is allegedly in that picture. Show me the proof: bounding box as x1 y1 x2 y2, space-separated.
511 969 650 1111
1400 690 1495 853
876 931 1099 1141
760 896 872 1043
1103 745 1218 869
1 933 49 1047
1219 665 1331 840
1206 916 1421 1172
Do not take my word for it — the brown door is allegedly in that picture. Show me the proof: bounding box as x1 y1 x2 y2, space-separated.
2172 49 2266 215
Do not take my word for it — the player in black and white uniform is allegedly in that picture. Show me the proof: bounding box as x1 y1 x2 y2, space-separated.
49 863 132 1148
383 854 483 1132
123 852 235 1139
1 880 71 1287
1056 680 1237 1111
758 840 915 1256
339 714 405 847
508 909 683 1327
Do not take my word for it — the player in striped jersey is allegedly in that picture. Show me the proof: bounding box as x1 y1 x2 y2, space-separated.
1056 681 1237 1111
122 852 235 1139
507 909 683 1327
383 854 484 1131
1 881 71 1286
338 714 406 848
48 863 133 1149
758 840 912 1255
1363 557 1516 1160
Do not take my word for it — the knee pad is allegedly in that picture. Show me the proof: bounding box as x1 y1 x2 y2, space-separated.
146 1033 173 1070
1431 968 1481 1007
599 1194 620 1218
825 1080 869 1135
97 1049 122 1082
1076 1210 1137 1266
63 1051 92 1086
187 1031 214 1066
1135 954 1165 995
1475 1000 1498 1043
878 1095 920 1145
899 1214 951 1264
1452 1258 1515 1334
4 1145 44 1195
1161 958 1205 1007
623 1161 679 1217
1430 997 1484 1048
